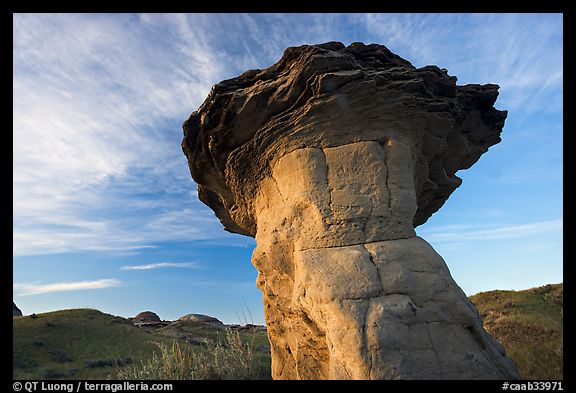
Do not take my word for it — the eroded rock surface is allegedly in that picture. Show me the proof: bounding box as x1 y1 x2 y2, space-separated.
182 42 519 379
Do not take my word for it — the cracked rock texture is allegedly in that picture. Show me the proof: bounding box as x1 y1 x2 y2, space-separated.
182 42 519 379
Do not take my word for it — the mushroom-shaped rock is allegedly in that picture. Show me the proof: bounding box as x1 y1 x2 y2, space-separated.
133 311 161 322
182 42 519 380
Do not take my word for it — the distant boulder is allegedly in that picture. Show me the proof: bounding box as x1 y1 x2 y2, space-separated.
130 311 169 330
133 311 161 322
178 313 224 326
13 302 22 317
232 323 267 332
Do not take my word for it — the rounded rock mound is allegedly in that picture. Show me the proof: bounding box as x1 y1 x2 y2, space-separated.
177 313 223 326
133 311 161 322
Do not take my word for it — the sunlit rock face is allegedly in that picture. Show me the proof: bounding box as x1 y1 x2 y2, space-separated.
182 42 519 379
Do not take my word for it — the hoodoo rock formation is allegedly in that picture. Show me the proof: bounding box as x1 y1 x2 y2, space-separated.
182 42 520 379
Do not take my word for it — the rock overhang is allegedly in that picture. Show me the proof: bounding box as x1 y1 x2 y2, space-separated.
182 41 507 237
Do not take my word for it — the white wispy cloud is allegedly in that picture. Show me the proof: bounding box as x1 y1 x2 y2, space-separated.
121 262 202 271
13 279 122 296
420 219 563 242
357 13 562 114
13 14 243 256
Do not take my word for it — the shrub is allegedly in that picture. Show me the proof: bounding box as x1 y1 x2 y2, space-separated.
117 329 268 380
48 350 72 363
86 357 133 369
13 357 38 370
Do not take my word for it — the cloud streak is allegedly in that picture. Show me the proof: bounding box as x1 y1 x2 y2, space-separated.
13 14 244 256
357 13 562 114
420 219 563 242
121 262 203 271
13 279 122 296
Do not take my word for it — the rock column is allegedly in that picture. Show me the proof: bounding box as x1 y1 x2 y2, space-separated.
252 140 517 379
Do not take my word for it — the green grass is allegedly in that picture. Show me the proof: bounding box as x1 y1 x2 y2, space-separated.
155 320 271 367
13 308 271 380
118 329 270 380
13 309 194 380
470 283 563 380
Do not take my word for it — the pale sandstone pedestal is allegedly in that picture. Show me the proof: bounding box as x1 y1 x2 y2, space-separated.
252 142 517 379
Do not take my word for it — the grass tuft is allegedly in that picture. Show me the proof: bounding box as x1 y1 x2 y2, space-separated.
118 329 269 380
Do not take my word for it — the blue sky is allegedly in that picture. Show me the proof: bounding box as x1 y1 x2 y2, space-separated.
13 13 563 325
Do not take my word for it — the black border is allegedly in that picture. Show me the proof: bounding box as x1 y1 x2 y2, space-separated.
7 4 571 390
6 1 569 13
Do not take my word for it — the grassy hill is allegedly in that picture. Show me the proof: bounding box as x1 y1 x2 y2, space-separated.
470 283 563 380
13 308 270 380
13 309 183 379
13 283 562 380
